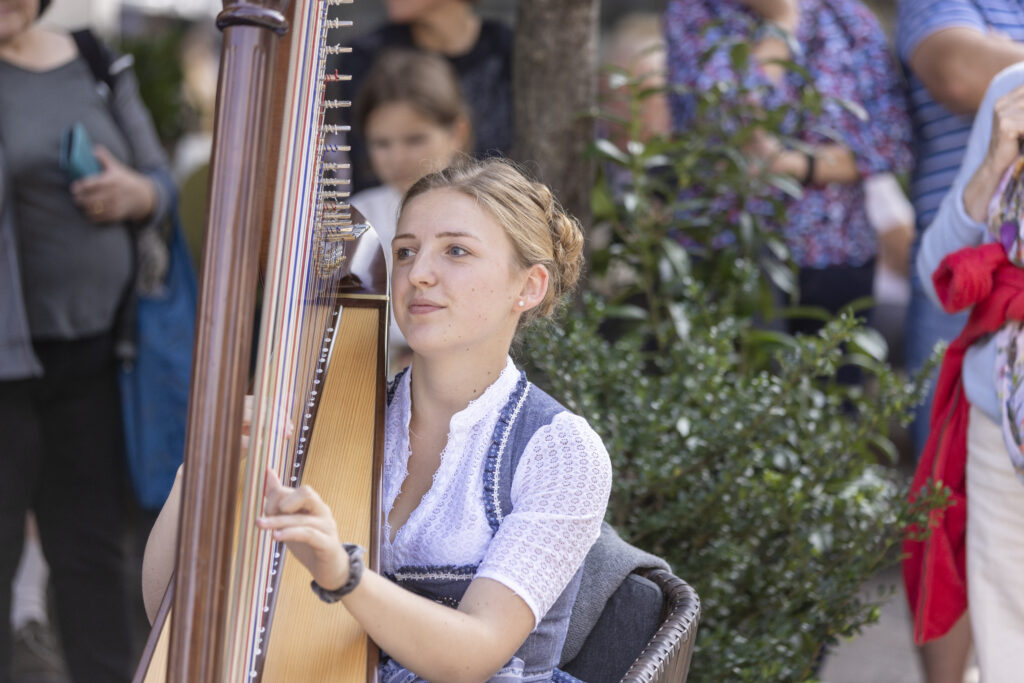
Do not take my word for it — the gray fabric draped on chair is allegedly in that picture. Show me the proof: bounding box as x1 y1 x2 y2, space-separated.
560 524 700 682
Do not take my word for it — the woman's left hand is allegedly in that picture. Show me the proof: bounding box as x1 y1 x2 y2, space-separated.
256 468 351 591
745 128 809 179
71 145 157 224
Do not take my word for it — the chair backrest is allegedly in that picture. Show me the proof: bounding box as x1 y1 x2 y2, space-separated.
561 567 700 683
561 572 663 681
620 569 700 683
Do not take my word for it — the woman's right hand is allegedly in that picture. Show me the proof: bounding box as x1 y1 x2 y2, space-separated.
256 468 351 591
964 83 1024 222
70 145 157 224
983 84 1024 179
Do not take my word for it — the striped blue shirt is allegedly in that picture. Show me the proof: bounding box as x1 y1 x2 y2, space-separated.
897 0 1024 233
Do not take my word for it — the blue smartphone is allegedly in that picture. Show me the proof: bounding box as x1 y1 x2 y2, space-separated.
59 122 101 181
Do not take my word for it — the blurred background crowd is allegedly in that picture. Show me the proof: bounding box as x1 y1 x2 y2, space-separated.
5 0 1023 681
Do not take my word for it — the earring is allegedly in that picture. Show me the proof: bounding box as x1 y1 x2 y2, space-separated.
518 300 525 307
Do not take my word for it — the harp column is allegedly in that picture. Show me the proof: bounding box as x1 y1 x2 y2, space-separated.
168 2 291 681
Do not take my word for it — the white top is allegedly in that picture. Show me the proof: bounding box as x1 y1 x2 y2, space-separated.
351 184 406 354
351 184 402 270
381 358 612 625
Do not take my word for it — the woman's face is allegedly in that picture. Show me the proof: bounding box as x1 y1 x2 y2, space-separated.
365 102 464 195
391 188 528 360
0 0 38 46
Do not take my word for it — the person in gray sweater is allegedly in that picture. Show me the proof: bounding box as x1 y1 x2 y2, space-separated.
0 0 172 680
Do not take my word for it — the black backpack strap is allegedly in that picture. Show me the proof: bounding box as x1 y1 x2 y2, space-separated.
71 29 117 95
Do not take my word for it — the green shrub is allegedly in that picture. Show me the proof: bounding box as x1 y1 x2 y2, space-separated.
522 53 944 682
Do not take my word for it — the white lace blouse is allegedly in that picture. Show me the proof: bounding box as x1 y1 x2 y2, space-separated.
381 358 612 625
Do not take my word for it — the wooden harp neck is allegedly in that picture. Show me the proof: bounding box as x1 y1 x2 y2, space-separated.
170 3 290 681
150 1 385 681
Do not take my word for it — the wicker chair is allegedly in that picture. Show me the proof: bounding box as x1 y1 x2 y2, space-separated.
561 566 700 683
619 568 701 683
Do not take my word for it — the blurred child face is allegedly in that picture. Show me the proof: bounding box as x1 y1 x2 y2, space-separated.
385 0 455 24
365 102 465 195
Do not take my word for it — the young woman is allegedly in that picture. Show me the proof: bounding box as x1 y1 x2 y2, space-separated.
350 49 470 373
145 159 612 682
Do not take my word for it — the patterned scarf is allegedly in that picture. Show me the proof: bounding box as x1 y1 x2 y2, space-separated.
985 155 1024 484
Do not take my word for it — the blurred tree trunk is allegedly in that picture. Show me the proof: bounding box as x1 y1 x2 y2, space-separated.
512 0 598 231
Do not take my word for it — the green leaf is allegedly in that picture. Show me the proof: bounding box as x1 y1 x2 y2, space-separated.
730 41 750 71
744 329 800 349
738 211 755 246
869 430 900 465
842 295 876 315
669 302 692 340
662 237 691 278
604 304 648 320
851 327 889 362
593 138 630 165
762 258 797 296
834 96 868 122
766 173 804 200
644 154 672 169
765 238 789 262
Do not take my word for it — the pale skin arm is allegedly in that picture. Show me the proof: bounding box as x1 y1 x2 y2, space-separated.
256 471 535 683
750 133 861 186
909 27 1024 116
141 397 262 622
738 0 860 185
962 84 1024 222
141 465 182 622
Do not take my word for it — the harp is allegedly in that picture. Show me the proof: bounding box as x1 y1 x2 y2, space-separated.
134 0 387 681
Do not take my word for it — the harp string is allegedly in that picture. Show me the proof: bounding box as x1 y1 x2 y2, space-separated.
220 0 356 679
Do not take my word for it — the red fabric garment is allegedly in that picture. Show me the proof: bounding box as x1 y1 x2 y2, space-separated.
903 242 1024 643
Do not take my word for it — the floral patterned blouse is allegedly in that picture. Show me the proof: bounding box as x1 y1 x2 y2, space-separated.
664 0 913 268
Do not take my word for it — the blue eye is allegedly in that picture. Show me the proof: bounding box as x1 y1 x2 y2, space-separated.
448 245 468 257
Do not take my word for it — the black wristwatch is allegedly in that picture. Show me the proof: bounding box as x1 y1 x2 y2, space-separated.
310 544 365 603
801 150 816 187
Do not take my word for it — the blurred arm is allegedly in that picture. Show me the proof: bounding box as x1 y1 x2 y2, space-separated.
909 27 1024 115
